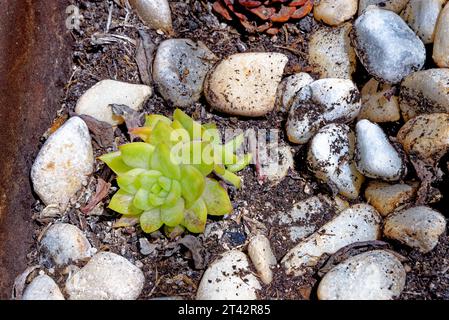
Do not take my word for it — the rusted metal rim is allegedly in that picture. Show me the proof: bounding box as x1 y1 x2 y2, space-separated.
0 0 70 299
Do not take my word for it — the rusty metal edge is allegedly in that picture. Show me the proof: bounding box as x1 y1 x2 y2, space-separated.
0 0 71 299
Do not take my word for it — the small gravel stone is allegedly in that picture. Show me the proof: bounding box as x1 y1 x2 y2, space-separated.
204 52 288 117
308 124 365 199
278 72 313 112
153 39 217 107
351 7 426 84
282 204 382 276
364 181 417 216
358 0 409 15
139 238 157 256
31 117 94 210
286 78 362 144
129 0 173 34
384 206 447 253
196 250 261 300
402 0 445 44
358 78 400 123
258 142 294 185
309 23 356 79
399 69 449 120
22 274 65 300
75 80 152 125
355 119 406 181
317 250 406 300
433 3 449 67
314 0 358 26
248 235 277 285
66 252 145 300
397 113 449 162
40 223 94 267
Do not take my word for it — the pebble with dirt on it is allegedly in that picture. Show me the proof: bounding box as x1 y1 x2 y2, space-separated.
364 181 417 217
401 0 445 44
433 2 449 67
65 252 145 300
257 142 294 185
129 0 173 34
286 78 362 144
282 204 382 276
355 119 406 181
358 78 400 123
351 6 426 84
317 250 406 300
31 116 94 211
153 39 217 108
75 80 152 125
384 206 447 253
313 0 358 26
308 123 365 200
22 274 65 300
397 113 449 163
40 223 94 267
358 0 409 15
247 235 277 285
278 72 314 112
399 69 449 121
196 250 261 300
204 52 288 117
308 23 356 79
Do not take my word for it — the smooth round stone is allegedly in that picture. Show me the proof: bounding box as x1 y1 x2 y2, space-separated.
129 0 173 34
23 275 65 300
355 119 405 181
308 124 365 200
75 80 152 125
384 206 447 253
365 181 417 216
282 204 382 277
351 7 426 84
399 69 449 121
314 0 358 26
433 3 449 67
66 252 145 300
358 78 400 123
397 113 449 162
402 0 445 44
309 23 357 79
40 223 94 267
204 52 288 117
278 72 314 112
358 0 409 15
31 117 94 210
258 142 294 185
153 39 217 107
247 235 277 285
317 250 406 300
286 78 361 145
196 250 261 300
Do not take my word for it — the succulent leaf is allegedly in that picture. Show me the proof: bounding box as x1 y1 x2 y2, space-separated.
151 143 181 180
140 208 163 233
109 190 143 216
183 197 207 233
181 165 205 206
99 151 133 175
120 142 154 169
202 178 233 216
161 198 185 227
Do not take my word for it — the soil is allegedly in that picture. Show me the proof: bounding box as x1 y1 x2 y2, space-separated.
23 0 449 300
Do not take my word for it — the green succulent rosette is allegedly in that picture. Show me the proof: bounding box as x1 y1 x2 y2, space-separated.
100 109 252 235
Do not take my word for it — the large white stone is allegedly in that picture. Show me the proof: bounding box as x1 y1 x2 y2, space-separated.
23 275 65 300
40 223 94 266
314 0 358 26
196 250 261 300
31 117 94 210
352 7 426 84
309 23 356 79
286 78 361 144
278 72 314 112
75 80 152 125
153 39 217 107
282 204 382 276
66 252 145 300
365 181 417 216
358 0 409 15
317 250 406 300
129 0 173 34
204 52 288 117
308 124 365 199
248 235 277 285
355 119 405 181
433 3 449 67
